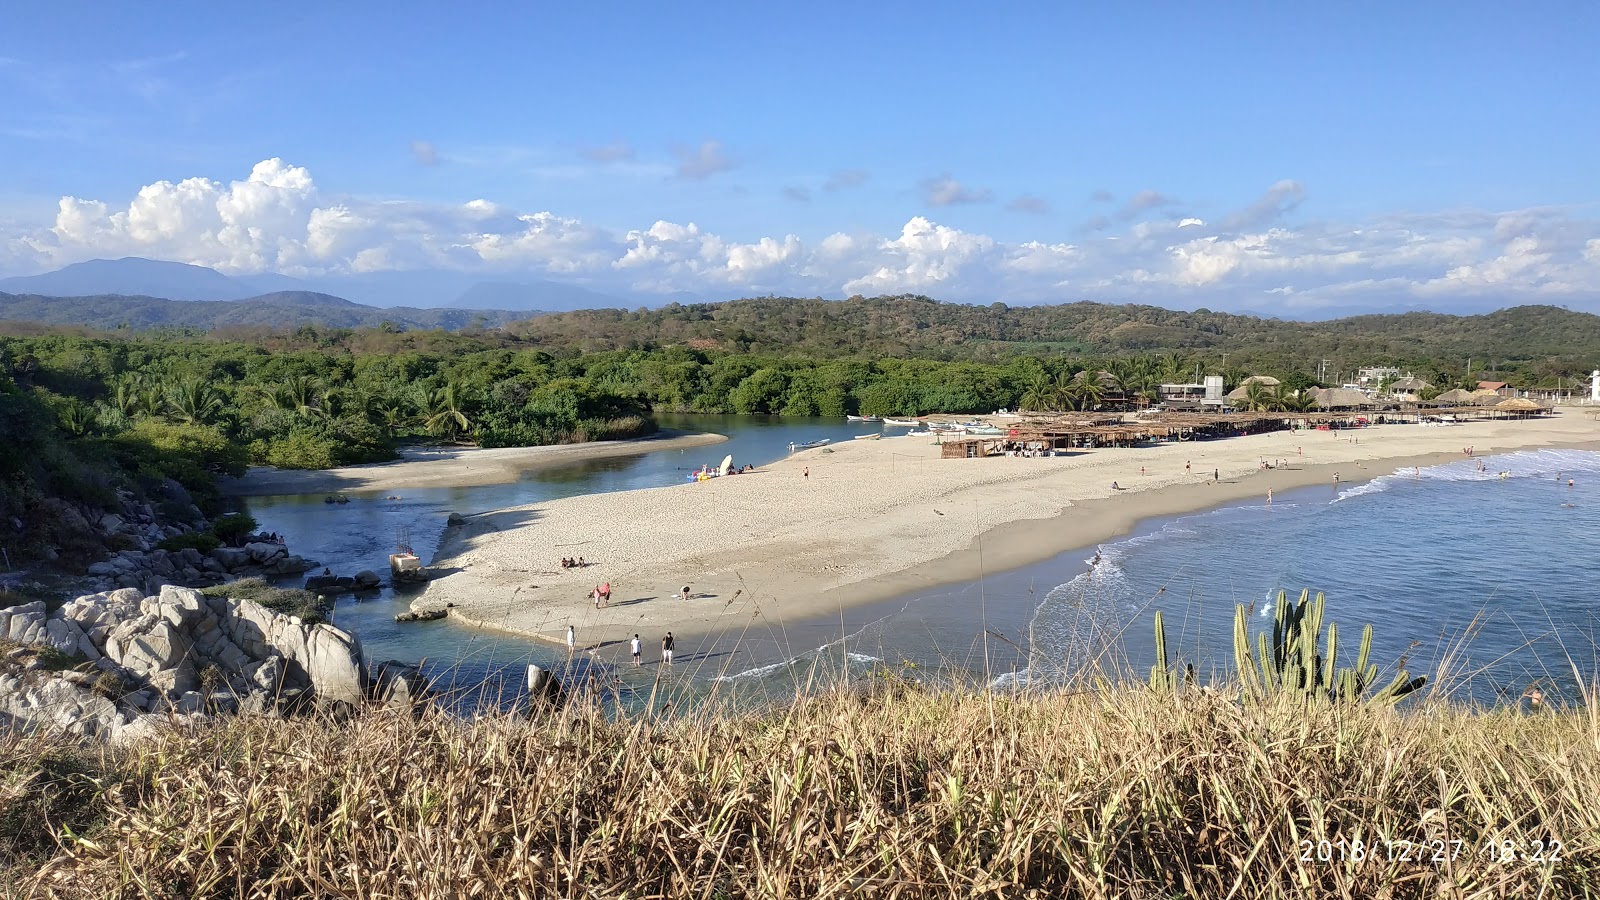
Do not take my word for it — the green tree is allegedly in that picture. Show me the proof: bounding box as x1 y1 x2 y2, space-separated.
165 377 226 426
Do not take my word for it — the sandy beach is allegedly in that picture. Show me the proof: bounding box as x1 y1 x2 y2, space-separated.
414 412 1598 658
219 430 728 496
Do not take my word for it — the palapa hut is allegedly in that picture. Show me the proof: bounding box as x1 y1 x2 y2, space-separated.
1434 388 1476 404
1225 375 1282 402
1472 389 1507 406
1391 376 1431 393
1311 388 1374 410
1493 397 1543 417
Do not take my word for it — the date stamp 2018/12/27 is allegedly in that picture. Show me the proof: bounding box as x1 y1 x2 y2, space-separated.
1297 838 1566 865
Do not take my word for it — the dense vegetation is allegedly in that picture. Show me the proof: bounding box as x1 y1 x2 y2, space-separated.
510 295 1600 387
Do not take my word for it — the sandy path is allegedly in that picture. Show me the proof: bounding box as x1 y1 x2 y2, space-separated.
416 412 1598 656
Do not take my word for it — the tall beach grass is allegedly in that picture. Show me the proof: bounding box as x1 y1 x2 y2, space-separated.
4 670 1597 899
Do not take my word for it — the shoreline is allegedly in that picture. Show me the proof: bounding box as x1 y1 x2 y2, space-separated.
219 429 729 496
415 413 1599 660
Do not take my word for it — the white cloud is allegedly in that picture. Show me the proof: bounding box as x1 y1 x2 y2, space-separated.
5 161 1600 313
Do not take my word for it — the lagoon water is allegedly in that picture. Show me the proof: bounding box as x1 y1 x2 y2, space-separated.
247 418 1600 710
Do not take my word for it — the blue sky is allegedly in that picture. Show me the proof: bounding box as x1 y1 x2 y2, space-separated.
2 2 1598 313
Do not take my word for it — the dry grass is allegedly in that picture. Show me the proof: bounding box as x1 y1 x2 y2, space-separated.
3 677 1597 899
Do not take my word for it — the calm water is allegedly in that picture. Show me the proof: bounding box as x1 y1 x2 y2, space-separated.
248 419 1600 709
243 414 897 709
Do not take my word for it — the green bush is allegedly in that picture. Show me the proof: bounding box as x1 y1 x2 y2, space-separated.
210 513 258 546
156 531 221 553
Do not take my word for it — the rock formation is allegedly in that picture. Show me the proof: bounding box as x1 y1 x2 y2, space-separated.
0 584 427 742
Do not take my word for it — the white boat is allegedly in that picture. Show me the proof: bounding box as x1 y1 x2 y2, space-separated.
852 433 882 440
788 438 832 452
846 415 883 422
965 425 1005 436
992 409 1022 418
882 418 920 427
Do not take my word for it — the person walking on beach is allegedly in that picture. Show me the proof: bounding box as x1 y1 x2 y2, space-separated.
1333 472 1340 485
1213 469 1219 483
1267 488 1273 507
567 624 576 654
681 585 692 601
631 634 642 667
1185 460 1191 476
662 632 674 665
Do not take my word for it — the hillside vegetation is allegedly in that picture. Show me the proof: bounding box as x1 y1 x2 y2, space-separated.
511 296 1600 380
0 290 530 332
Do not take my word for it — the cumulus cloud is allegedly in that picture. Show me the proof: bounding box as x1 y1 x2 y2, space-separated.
580 141 635 163
673 140 736 180
410 140 439 166
921 175 992 207
6 163 1600 313
822 169 869 192
1008 195 1050 215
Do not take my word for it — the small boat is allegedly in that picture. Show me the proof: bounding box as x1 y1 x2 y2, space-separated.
882 418 920 427
992 409 1022 418
926 422 965 433
846 415 883 423
852 433 882 440
965 425 1004 436
788 438 832 452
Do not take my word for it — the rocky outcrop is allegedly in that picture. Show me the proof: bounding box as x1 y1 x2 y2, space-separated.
83 541 318 595
0 584 423 741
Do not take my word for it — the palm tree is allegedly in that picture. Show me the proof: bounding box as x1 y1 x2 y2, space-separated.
56 400 96 437
417 382 472 440
109 376 143 418
166 377 226 426
1240 381 1271 412
1019 373 1054 413
284 375 325 419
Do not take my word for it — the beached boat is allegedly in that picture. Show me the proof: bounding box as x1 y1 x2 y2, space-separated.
964 425 1004 435
852 432 882 440
846 415 884 422
882 417 920 427
788 438 832 452
992 408 1022 418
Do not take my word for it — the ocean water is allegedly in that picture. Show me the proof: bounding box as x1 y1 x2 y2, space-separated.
1014 447 1600 705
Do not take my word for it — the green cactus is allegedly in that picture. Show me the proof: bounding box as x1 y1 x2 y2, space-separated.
1149 610 1178 693
1235 589 1425 706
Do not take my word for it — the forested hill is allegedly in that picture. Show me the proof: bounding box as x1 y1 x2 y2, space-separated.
509 296 1600 365
0 290 532 331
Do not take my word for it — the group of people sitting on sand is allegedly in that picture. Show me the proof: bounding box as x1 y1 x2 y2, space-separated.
560 557 588 569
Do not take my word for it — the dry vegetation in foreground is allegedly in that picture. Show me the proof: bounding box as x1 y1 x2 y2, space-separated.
1 677 1597 900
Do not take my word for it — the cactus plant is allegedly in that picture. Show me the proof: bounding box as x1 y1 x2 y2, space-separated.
1236 589 1425 706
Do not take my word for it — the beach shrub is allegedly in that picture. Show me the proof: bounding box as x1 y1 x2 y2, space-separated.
156 531 221 554
209 512 258 546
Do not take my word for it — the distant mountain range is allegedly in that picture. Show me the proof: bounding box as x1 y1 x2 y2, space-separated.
0 257 639 311
0 289 533 332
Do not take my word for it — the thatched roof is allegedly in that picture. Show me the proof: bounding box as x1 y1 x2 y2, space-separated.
1391 376 1430 392
1474 392 1507 406
1226 376 1282 401
1495 397 1541 412
1313 388 1374 409
1435 388 1475 403
1470 388 1502 398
